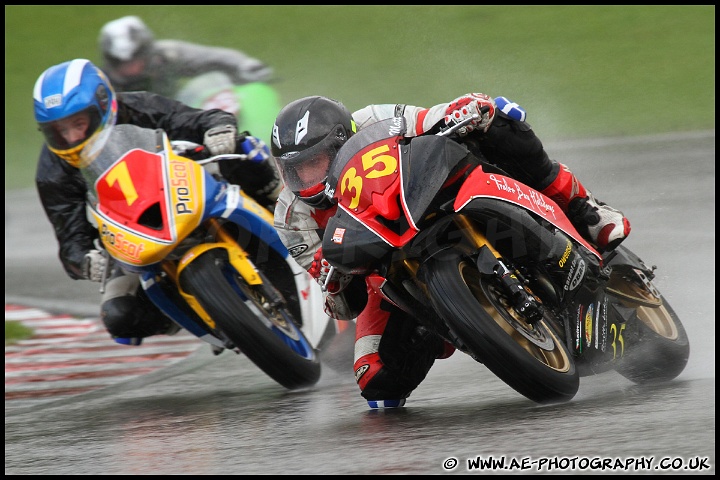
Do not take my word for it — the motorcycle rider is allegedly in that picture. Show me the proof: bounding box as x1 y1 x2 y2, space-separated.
270 94 631 408
98 15 273 97
33 58 279 345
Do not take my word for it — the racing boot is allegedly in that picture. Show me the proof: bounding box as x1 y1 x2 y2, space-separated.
354 289 454 409
541 163 631 252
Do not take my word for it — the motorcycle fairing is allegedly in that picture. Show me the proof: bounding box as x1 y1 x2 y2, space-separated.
140 272 226 347
204 184 290 259
564 285 642 376
331 120 414 247
454 166 602 261
327 119 470 249
88 127 214 266
323 205 397 275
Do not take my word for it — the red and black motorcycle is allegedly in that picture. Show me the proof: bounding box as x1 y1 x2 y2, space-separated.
321 116 690 404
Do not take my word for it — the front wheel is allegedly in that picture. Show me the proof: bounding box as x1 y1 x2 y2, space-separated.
424 251 579 404
181 249 321 390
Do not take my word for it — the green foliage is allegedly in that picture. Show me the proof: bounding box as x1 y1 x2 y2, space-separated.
5 320 34 345
5 6 715 190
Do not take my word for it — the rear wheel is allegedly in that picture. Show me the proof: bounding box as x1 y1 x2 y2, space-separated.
181 249 321 390
607 267 690 383
425 251 578 404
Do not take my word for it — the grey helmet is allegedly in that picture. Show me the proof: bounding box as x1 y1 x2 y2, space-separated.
98 16 154 88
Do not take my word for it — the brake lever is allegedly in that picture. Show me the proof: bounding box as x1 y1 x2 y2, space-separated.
438 113 480 137
196 154 248 166
93 238 110 294
321 265 336 293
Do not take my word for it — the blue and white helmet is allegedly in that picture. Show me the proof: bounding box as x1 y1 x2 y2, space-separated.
33 58 117 167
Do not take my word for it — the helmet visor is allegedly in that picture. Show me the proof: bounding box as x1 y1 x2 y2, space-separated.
39 107 101 151
276 136 341 194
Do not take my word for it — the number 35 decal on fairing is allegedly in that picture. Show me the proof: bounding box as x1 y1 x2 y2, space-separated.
339 141 398 211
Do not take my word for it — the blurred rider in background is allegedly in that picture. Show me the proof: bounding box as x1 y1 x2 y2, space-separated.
270 94 631 409
98 15 273 98
33 58 278 346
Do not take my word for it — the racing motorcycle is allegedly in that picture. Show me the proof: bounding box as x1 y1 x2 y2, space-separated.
80 123 335 390
321 115 690 404
175 71 281 144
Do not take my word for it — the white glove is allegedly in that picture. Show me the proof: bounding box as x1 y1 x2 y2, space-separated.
444 93 497 135
204 125 237 156
307 248 352 294
82 249 107 282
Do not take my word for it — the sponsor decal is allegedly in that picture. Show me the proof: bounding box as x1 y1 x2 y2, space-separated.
575 306 583 351
598 297 608 351
324 182 335 201
564 257 586 291
354 364 369 382
487 174 556 218
388 116 403 136
44 94 63 108
585 304 593 346
332 227 346 244
559 240 572 267
288 244 309 258
170 160 193 215
100 223 145 262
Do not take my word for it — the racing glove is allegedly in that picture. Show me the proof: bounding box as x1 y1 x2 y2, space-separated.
82 249 107 282
444 93 497 135
204 125 237 156
308 248 352 294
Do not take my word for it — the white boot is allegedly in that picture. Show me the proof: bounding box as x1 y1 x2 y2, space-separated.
542 163 631 252
568 193 631 252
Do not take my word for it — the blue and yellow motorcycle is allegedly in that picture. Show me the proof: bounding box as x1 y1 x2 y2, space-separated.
80 123 332 390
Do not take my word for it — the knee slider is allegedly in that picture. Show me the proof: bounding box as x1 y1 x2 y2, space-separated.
360 368 416 401
101 295 171 339
101 295 138 338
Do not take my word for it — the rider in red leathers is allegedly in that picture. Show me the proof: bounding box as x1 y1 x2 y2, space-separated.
270 94 631 408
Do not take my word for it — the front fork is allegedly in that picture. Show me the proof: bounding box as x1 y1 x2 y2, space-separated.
453 215 543 322
170 219 282 329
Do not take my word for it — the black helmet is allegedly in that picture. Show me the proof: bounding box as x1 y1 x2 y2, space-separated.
271 96 356 209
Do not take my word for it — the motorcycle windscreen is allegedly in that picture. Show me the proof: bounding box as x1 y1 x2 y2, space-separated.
85 124 206 266
400 135 471 223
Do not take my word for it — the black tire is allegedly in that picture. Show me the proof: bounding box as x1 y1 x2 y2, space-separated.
424 251 579 404
181 249 321 390
607 270 690 384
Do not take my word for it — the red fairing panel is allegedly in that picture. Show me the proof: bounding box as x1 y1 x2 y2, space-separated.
454 166 601 259
335 136 419 247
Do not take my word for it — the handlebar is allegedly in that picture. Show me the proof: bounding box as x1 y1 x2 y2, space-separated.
170 140 248 165
437 105 490 137
437 113 481 137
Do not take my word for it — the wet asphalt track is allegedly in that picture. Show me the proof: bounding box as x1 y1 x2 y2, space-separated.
5 131 715 475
